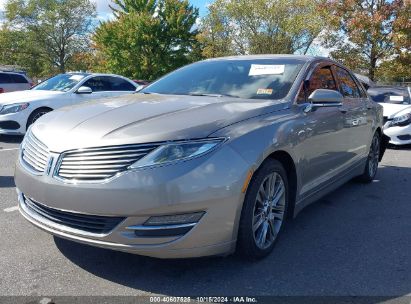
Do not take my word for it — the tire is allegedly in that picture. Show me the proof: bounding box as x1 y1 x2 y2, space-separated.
26 108 51 129
357 132 381 183
237 159 289 259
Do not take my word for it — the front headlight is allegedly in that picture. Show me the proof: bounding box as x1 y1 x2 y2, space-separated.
129 138 226 169
388 112 411 128
0 103 29 115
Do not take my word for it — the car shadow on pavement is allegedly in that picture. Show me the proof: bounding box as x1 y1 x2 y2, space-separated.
388 144 411 150
54 165 411 296
0 135 24 144
0 176 15 188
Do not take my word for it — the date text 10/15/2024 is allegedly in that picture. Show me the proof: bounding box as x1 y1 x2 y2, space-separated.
150 296 258 303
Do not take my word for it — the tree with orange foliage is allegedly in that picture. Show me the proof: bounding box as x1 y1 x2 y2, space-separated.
326 0 411 81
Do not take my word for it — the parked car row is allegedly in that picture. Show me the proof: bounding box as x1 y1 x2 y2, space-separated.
355 76 411 146
14 55 387 259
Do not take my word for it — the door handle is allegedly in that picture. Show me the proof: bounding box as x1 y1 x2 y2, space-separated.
339 107 348 113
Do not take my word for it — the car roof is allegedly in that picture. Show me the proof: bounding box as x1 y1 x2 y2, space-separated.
206 54 333 63
65 72 131 78
0 71 27 76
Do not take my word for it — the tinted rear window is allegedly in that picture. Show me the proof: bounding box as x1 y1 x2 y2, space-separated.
0 73 12 83
9 74 28 83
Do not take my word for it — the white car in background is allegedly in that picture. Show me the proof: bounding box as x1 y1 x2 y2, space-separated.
0 73 138 135
368 86 411 145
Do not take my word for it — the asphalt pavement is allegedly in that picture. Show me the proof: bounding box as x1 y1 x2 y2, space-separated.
0 135 410 300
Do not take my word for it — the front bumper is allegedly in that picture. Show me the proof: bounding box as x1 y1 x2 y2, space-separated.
0 111 28 135
15 144 250 258
383 124 411 145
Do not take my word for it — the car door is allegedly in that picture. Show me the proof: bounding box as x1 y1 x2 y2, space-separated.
72 76 137 105
294 63 348 195
71 76 113 105
102 76 137 98
334 66 371 161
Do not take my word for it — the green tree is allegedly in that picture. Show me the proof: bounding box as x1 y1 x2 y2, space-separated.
3 0 96 73
198 0 330 58
376 52 411 83
0 26 47 77
94 0 199 81
326 0 411 81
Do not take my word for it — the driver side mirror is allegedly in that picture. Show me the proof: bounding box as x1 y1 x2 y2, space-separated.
76 86 92 94
305 89 343 112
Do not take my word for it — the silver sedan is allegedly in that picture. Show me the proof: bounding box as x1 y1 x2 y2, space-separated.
14 55 387 259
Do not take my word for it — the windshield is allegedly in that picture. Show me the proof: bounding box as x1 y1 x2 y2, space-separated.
368 87 411 104
33 74 87 92
142 59 304 100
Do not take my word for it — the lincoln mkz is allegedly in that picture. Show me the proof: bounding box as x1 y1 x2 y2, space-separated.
15 55 387 259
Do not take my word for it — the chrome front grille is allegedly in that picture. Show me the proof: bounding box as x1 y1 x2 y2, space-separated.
21 130 50 174
56 144 159 181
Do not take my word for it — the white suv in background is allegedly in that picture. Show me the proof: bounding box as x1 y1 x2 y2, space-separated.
0 73 138 135
0 71 33 93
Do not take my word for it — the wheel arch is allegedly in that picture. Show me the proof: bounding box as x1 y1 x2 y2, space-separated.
266 150 298 219
26 106 54 130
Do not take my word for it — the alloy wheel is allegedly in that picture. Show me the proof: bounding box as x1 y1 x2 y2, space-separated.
368 135 380 178
32 111 47 124
252 172 286 250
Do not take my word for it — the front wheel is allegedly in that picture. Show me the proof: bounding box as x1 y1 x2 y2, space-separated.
357 132 381 183
26 108 51 129
237 159 289 259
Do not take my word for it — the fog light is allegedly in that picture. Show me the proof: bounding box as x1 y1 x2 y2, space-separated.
144 212 205 226
126 212 205 237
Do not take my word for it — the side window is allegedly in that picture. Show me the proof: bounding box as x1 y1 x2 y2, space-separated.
297 66 337 103
83 77 111 92
353 78 368 98
0 73 12 83
107 77 136 91
335 67 361 98
10 74 28 84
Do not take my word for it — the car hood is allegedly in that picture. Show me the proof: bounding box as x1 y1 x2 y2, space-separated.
379 102 411 119
32 93 287 152
0 90 64 106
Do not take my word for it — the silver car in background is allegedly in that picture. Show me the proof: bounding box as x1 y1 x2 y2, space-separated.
15 55 386 259
0 71 32 93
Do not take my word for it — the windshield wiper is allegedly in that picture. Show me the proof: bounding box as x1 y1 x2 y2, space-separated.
188 93 240 98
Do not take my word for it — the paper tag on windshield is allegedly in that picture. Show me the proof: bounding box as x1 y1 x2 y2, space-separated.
69 75 84 81
257 88 273 95
249 64 285 76
390 95 404 102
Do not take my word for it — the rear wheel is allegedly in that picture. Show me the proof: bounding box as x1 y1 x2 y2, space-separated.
26 108 51 129
238 159 289 259
357 132 380 183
